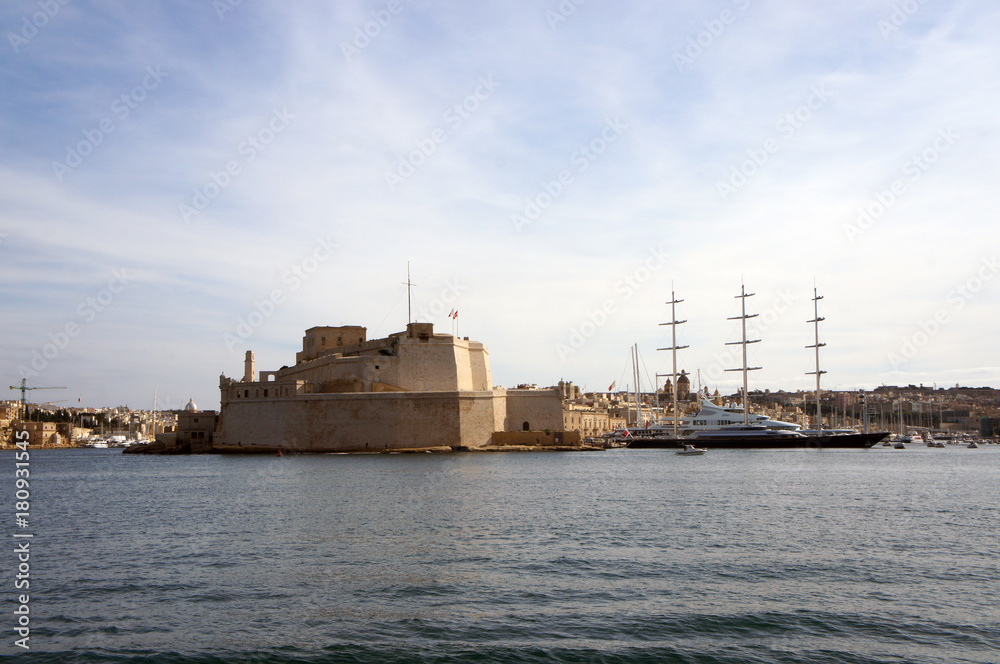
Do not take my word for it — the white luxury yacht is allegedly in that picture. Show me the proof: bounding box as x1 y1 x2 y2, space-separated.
663 398 802 437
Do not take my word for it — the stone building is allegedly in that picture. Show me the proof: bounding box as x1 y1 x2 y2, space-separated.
1 400 21 422
22 421 59 446
176 399 218 453
676 372 691 400
659 372 692 404
216 322 566 452
562 406 613 437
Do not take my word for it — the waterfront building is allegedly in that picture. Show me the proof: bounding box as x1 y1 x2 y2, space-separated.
215 322 566 452
175 399 218 452
562 405 613 437
22 420 60 446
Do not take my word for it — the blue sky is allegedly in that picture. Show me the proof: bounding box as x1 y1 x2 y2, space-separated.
2 0 998 410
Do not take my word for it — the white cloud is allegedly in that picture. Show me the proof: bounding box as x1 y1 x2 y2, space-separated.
2 0 998 408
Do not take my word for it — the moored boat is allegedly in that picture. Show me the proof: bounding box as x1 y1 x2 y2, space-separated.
686 424 882 449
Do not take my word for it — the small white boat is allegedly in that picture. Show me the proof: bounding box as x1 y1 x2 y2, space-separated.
676 444 707 456
967 441 979 449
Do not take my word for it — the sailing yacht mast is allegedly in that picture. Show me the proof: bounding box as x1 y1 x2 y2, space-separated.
805 285 827 431
724 282 761 425
633 343 641 427
658 285 688 439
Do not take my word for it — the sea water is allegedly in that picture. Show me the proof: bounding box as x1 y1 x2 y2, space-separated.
7 445 999 663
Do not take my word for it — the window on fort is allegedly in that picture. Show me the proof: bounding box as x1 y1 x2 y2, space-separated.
337 337 342 345
522 421 530 431
263 389 268 397
321 337 326 346
358 337 363 343
244 390 249 398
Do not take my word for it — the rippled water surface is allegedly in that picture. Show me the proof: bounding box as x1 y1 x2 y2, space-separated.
9 446 1000 663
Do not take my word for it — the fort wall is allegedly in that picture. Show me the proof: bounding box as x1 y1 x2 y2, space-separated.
503 389 564 432
216 390 499 452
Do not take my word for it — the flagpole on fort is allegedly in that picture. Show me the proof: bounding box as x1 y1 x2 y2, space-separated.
403 262 415 324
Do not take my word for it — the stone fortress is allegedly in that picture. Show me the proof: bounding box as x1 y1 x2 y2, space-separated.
213 322 569 452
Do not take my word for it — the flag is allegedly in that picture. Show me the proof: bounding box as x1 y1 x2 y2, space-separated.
452 310 459 319
608 381 615 392
448 308 455 318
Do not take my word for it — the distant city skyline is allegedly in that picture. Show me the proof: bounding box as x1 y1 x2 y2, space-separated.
2 1 998 410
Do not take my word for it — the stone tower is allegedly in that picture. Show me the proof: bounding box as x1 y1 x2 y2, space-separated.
244 350 255 382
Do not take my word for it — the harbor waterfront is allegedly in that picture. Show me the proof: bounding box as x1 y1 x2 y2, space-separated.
9 446 999 664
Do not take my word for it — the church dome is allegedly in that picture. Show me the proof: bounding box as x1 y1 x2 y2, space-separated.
184 398 198 413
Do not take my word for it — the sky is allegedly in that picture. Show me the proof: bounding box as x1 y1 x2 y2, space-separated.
2 0 998 411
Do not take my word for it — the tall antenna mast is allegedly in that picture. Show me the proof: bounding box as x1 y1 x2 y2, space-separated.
658 284 688 439
724 281 761 425
805 284 827 430
402 262 415 324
